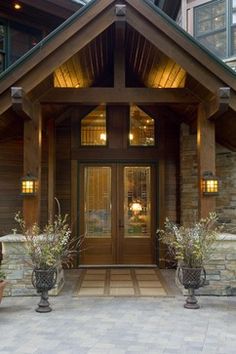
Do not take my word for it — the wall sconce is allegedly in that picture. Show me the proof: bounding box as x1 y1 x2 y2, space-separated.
21 173 38 196
201 171 219 196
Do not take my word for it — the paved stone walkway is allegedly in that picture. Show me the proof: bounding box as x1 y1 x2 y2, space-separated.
0 270 236 354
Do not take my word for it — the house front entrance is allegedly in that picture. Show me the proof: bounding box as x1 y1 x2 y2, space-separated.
79 163 156 265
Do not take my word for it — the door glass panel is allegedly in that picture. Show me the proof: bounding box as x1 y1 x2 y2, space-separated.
129 105 155 146
84 167 111 238
81 105 106 146
124 167 151 238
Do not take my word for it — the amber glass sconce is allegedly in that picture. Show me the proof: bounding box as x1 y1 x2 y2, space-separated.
21 173 38 196
201 171 219 196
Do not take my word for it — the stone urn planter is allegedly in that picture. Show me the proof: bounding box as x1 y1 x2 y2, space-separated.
32 268 57 313
178 266 206 309
0 280 6 304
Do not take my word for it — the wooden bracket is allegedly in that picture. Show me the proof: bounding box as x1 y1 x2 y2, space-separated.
11 87 33 120
208 87 230 120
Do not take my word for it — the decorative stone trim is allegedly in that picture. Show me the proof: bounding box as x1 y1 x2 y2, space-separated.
1 234 64 297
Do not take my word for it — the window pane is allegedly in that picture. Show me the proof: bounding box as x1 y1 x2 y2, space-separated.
199 30 227 57
0 52 4 73
81 106 106 146
232 27 236 54
124 167 151 238
0 25 5 51
195 0 226 36
129 106 155 146
9 26 41 65
233 0 236 9
212 14 225 30
84 167 111 238
232 11 236 24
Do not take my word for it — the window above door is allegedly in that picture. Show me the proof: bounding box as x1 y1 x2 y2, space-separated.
81 105 107 146
129 105 155 146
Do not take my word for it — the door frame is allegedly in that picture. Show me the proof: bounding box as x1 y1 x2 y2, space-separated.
76 161 158 266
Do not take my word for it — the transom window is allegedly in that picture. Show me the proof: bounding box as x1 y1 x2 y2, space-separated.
129 106 155 146
194 0 236 59
81 106 107 146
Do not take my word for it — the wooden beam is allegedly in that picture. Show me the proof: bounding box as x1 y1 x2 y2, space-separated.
197 103 216 218
11 87 33 120
23 103 42 228
47 119 56 220
114 11 126 88
40 88 199 104
208 87 230 120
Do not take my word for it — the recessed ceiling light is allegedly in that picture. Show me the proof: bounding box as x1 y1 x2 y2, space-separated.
14 3 22 10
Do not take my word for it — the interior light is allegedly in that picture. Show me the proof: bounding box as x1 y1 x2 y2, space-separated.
129 133 134 141
100 133 106 142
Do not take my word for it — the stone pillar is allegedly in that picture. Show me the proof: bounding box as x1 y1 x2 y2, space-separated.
1 234 64 297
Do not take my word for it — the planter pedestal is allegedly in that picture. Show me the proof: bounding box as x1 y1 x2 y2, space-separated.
184 288 200 309
178 267 206 309
32 268 57 313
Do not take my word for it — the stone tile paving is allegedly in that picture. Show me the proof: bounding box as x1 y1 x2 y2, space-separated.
0 271 236 354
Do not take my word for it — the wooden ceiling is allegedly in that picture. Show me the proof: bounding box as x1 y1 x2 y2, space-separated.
54 26 114 88
126 26 186 89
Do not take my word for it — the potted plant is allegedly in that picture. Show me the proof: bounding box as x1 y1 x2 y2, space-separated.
0 269 6 304
15 212 79 313
157 212 221 309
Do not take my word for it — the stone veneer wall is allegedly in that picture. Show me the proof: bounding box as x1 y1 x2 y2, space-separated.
180 124 198 225
195 234 236 296
179 124 236 295
180 123 236 229
1 234 64 297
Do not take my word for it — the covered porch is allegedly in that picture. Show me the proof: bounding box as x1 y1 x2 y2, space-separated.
0 0 236 295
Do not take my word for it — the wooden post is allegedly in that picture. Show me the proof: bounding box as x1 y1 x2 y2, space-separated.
114 18 126 88
23 103 42 228
47 119 56 220
197 103 216 218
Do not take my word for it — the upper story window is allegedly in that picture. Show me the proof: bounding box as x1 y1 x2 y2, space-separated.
129 106 155 146
0 24 6 73
194 0 236 59
81 106 107 146
0 20 42 73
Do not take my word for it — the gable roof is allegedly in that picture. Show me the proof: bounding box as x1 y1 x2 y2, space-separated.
0 0 235 115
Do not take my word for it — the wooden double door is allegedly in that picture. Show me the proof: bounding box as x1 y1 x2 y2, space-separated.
79 163 156 265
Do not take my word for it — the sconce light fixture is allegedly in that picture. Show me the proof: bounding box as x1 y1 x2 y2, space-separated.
21 173 38 196
201 171 219 196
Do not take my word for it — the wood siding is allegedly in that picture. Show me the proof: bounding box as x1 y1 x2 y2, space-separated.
0 139 23 236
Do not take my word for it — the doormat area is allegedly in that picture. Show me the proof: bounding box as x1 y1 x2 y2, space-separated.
74 268 170 297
